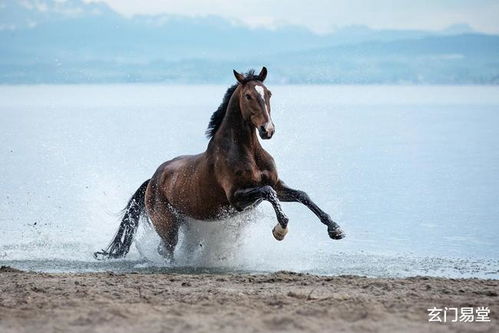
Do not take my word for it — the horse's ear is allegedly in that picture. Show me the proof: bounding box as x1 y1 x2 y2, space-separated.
233 70 245 84
258 66 267 82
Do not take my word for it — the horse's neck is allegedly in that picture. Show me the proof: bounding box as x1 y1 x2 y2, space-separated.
211 89 261 153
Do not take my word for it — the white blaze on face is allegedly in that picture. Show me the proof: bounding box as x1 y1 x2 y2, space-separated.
254 85 266 106
254 85 274 132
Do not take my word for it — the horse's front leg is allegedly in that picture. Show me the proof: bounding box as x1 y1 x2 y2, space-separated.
275 181 345 240
231 185 289 241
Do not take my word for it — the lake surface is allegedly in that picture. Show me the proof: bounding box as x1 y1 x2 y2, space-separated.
1 84 498 278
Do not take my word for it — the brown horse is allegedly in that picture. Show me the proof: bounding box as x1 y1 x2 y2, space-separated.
95 67 344 261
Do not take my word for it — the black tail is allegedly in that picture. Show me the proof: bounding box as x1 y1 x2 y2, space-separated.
94 180 150 260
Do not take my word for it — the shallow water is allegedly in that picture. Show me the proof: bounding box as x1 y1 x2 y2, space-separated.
1 84 499 278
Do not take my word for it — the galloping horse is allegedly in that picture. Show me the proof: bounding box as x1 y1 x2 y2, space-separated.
95 67 344 260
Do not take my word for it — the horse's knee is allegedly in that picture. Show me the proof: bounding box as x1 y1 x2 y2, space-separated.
261 185 277 200
230 186 276 210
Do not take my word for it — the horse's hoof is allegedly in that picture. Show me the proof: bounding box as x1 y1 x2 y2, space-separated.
328 227 345 240
272 224 288 241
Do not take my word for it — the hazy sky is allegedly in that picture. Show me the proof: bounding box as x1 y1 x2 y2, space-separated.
89 0 499 34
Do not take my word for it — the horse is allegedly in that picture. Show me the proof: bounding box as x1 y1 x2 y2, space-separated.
95 67 345 261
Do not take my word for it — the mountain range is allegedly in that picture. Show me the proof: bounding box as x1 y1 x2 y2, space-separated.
1 0 498 84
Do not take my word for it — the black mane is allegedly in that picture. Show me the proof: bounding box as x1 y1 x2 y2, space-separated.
205 70 261 139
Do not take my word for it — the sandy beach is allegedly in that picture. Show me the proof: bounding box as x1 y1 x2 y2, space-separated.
0 267 497 333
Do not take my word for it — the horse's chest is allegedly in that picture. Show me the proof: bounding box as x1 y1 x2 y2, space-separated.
258 169 277 185
235 166 277 186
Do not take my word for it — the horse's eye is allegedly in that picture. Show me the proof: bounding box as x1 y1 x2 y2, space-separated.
245 94 252 100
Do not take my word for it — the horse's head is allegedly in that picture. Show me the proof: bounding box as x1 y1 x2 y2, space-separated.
233 67 274 140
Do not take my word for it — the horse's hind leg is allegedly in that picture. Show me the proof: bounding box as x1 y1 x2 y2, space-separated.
157 222 180 262
148 204 181 262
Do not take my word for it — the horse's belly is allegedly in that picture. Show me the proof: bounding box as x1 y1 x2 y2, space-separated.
168 183 229 220
184 201 259 221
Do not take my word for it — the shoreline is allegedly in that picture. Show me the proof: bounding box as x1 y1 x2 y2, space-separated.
1 268 497 333
2 252 498 279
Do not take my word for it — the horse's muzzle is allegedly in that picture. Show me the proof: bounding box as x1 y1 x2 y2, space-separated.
258 125 274 139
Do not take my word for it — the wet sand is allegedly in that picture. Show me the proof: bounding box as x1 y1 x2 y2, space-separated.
0 267 497 333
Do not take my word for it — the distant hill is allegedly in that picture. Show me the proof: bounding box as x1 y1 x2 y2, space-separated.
269 34 499 84
1 0 498 84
